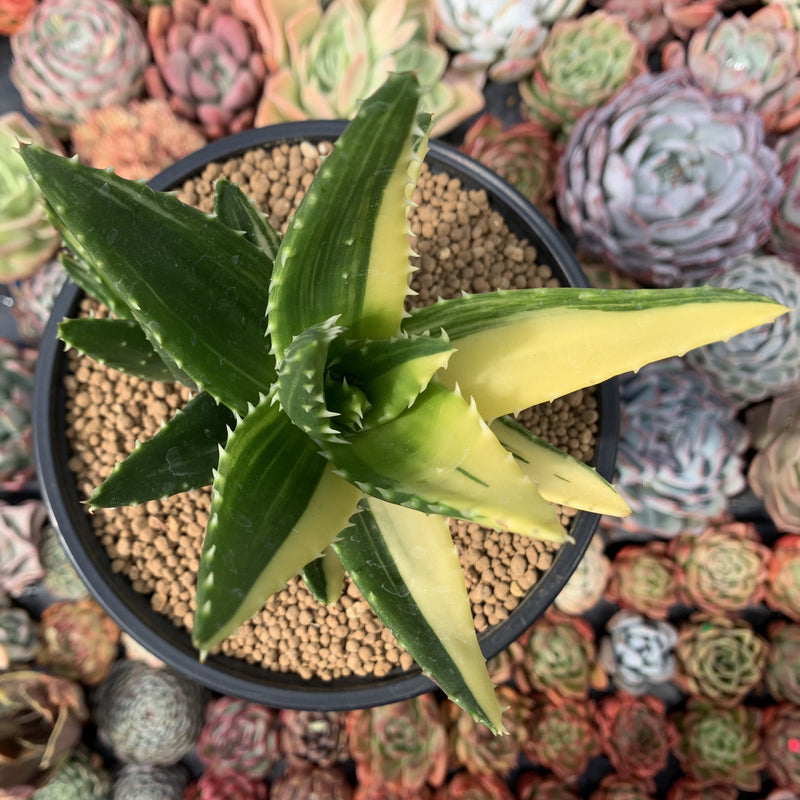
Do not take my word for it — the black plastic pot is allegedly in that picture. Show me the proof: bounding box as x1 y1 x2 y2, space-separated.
34 122 619 710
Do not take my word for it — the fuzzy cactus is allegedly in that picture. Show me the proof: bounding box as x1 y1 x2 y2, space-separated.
770 127 800 263
553 533 611 615
31 750 111 800
184 771 267 800
662 8 800 135
144 0 266 140
71 99 207 180
7 259 68 344
598 610 678 695
196 696 281 780
0 600 38 669
671 520 769 613
346 693 448 793
605 540 682 619
764 704 800 793
765 620 800 704
519 10 646 140
672 701 764 791
279 709 350 768
685 254 800 405
765 534 800 620
674 613 767 706
111 763 188 800
10 0 150 133
94 661 206 765
0 500 46 597
270 765 353 800
556 69 783 287
433 772 515 800
608 358 749 537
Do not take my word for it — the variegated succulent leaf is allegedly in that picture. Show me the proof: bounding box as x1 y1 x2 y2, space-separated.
213 178 281 261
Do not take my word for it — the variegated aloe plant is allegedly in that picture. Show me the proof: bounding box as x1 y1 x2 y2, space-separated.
20 73 787 732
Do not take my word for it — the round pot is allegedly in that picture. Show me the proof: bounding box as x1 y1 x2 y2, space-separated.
34 121 620 710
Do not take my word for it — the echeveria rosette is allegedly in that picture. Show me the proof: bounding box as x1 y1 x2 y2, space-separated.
765 535 800 620
270 765 353 800
598 610 678 695
0 499 46 597
765 621 800 704
0 670 88 788
554 533 611 615
595 693 676 787
670 520 769 613
519 10 647 141
522 695 602 781
770 127 800 264
279 709 350 768
556 69 783 287
33 751 111 800
515 773 581 800
589 775 657 800
674 613 767 706
662 8 800 136
432 772 515 800
196 696 281 779
764 704 800 793
0 113 62 281
354 781 433 800
0 0 35 35
605 540 682 619
512 609 606 700
608 359 749 537
185 770 268 800
0 339 37 492
144 0 267 140
685 254 800 405
10 0 149 133
673 701 764 791
666 780 738 800
346 694 448 793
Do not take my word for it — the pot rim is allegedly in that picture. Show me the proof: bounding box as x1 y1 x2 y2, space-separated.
33 120 619 710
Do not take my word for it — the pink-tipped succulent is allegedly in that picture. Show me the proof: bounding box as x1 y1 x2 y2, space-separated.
765 620 800 704
605 540 682 619
0 0 36 35
0 500 46 597
765 534 800 619
553 533 611 615
764 704 800 793
270 765 353 800
196 696 282 780
432 770 515 800
279 708 350 768
346 693 448 793
184 770 268 800
662 8 800 136
144 0 267 140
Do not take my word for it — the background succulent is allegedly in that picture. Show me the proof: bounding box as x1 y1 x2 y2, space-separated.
671 520 769 613
31 750 110 800
0 0 36 35
589 775 657 800
94 661 206 765
0 500 46 597
0 339 37 493
433 771 515 800
764 704 800 793
556 69 783 287
110 763 188 800
765 620 800 704
0 113 62 281
608 358 749 537
0 599 37 669
662 8 800 135
279 709 350 768
38 523 90 602
270 765 353 800
553 533 611 615
10 0 150 133
7 259 68 344
515 773 581 800
665 779 739 800
184 770 268 800
764 534 800 620
519 10 646 141
144 0 266 140
770 127 800 263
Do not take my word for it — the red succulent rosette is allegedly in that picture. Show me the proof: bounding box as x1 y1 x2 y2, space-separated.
432 771 515 800
270 764 353 800
763 704 800 793
765 620 800 704
515 772 581 800
183 770 267 800
588 774 657 800
279 708 349 768
354 780 433 800
665 778 738 800
765 535 800 621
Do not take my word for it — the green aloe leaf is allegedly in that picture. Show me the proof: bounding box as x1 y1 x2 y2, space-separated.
193 394 361 653
334 496 505 733
20 146 275 415
301 547 345 606
403 287 790 420
59 318 175 383
89 391 235 509
59 250 132 321
268 72 431 360
323 382 567 542
214 179 281 260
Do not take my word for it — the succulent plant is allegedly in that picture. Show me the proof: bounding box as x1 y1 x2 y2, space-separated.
433 0 562 82
764 704 800 793
673 701 764 791
553 532 611 615
748 390 800 534
523 695 601 780
270 765 353 800
238 0 485 137
588 776 657 800
111 763 188 800
770 127 800 264
94 661 206 765
595 693 676 786
459 113 559 221
665 780 738 800
31 750 111 800
765 534 800 619
556 69 784 287
0 0 36 35
662 8 800 135
10 0 150 133
144 0 266 141
512 609 605 700
184 771 267 800
519 10 646 140
0 113 62 281
609 358 750 537
7 259 68 344
674 613 767 706
0 500 46 597
0 340 37 493
605 540 681 619
670 520 769 613
71 99 207 181
38 523 90 602
685 254 800 405
598 610 678 695
515 773 581 800
21 72 788 730
0 670 88 788
279 708 350 768
346 693 448 792
765 621 800 704
354 780 433 800
0 601 38 669
433 771 515 800
196 696 281 779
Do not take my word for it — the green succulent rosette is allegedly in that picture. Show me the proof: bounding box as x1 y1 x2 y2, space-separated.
31 750 111 800
765 620 800 704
